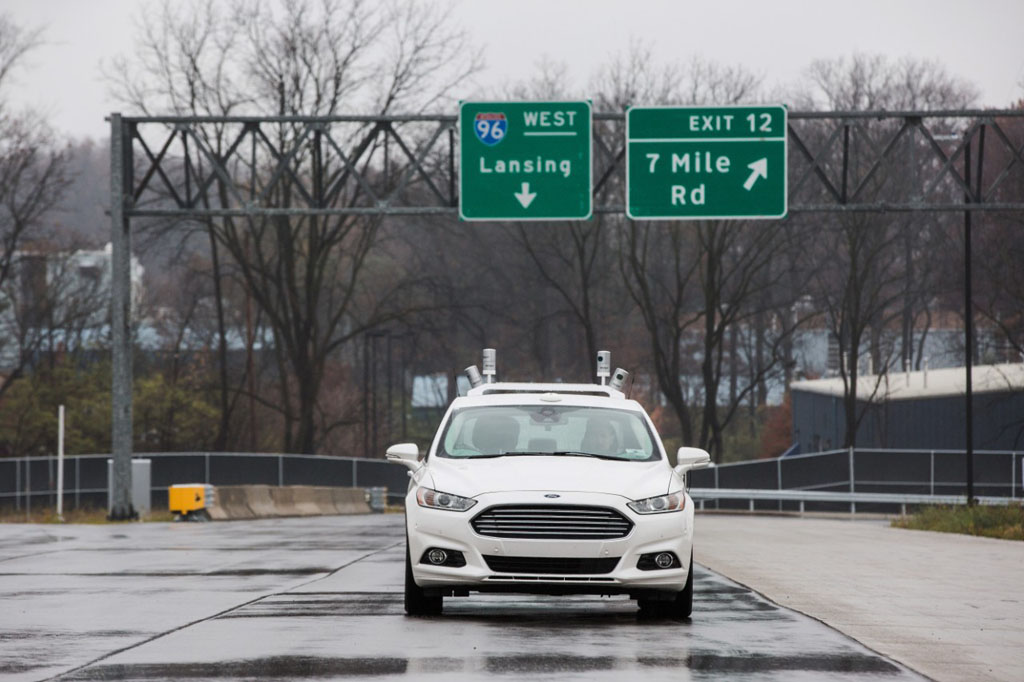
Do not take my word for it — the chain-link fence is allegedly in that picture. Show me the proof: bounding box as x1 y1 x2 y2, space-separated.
3 448 1020 514
688 448 1023 512
0 452 409 513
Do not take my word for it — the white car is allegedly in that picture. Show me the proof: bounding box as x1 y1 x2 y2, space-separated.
386 364 710 618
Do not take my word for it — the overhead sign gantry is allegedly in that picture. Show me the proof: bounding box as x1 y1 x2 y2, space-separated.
108 107 1023 518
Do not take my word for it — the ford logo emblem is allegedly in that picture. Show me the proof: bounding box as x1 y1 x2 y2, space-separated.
544 494 560 499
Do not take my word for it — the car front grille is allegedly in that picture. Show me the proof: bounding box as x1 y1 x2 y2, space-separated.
471 505 633 540
483 555 621 575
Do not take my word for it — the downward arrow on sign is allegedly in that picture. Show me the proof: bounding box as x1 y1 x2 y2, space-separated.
743 158 768 191
514 182 537 208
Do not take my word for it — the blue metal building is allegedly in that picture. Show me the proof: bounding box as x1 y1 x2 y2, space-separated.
791 363 1024 452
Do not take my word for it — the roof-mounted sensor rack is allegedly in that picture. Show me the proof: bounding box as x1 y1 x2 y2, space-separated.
462 348 630 398
466 383 624 399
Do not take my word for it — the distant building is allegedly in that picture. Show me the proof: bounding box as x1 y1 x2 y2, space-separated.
0 243 144 368
791 363 1024 452
5 242 143 323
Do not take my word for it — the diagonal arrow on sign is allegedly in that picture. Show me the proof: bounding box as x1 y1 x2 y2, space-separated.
743 158 768 191
514 182 537 208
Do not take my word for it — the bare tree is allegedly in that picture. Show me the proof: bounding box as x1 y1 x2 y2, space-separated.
974 106 1024 362
110 0 480 453
490 62 620 379
601 50 770 457
107 0 253 448
0 14 74 398
694 220 801 458
796 54 977 446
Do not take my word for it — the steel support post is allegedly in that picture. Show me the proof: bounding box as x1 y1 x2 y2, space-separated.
777 457 782 512
386 334 393 445
363 333 370 459
930 451 935 496
848 446 856 513
109 113 136 520
714 465 719 511
964 137 975 505
400 334 409 441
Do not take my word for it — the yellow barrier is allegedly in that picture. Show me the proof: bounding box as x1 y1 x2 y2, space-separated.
169 484 216 520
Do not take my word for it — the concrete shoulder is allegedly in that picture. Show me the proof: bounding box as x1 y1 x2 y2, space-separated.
694 514 1024 682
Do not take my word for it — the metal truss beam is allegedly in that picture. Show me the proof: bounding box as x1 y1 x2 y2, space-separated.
114 110 1024 218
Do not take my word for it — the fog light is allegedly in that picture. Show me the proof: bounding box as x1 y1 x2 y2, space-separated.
637 551 680 571
420 547 466 568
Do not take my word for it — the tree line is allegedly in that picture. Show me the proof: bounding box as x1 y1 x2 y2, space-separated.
1 1 1021 462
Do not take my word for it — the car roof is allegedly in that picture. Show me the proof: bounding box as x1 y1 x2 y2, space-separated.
466 382 624 399
451 382 645 412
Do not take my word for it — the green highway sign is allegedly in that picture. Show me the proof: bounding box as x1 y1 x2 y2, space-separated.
459 101 592 221
626 105 787 220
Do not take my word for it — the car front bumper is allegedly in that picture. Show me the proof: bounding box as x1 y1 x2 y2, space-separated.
406 490 694 595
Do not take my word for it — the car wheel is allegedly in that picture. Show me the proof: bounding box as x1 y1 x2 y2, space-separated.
404 541 442 616
668 550 694 619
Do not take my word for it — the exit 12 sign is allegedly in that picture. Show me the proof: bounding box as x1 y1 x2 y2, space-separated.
626 105 787 220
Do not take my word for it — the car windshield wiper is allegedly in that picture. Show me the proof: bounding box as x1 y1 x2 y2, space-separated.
548 451 624 461
465 452 547 459
461 451 625 460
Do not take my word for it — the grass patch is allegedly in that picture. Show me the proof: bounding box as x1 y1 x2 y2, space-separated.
892 503 1024 541
0 506 175 524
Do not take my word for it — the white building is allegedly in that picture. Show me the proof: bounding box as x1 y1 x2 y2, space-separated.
0 243 143 367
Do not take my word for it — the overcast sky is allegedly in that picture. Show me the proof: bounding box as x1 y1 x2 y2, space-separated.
4 0 1023 142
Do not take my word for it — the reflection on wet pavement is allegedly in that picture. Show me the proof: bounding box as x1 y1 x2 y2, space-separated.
0 515 925 681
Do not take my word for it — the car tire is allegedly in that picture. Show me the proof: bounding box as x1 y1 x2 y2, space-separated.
637 550 694 620
669 550 694 619
404 541 442 616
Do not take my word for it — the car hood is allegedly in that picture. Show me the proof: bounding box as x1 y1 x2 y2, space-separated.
425 456 673 500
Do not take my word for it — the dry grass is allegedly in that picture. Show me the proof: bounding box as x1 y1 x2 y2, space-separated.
892 503 1024 541
0 506 175 524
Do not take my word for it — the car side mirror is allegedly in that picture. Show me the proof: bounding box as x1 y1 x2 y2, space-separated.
385 443 422 471
674 447 711 476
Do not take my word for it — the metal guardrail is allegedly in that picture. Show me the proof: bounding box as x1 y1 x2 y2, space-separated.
691 447 1022 498
690 488 1021 514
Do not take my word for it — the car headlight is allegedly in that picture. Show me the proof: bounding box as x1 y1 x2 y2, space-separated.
416 487 477 512
628 491 686 514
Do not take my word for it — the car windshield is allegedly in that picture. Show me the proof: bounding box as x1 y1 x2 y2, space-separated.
437 404 659 461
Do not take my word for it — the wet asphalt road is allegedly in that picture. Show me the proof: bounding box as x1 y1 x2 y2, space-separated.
0 515 927 681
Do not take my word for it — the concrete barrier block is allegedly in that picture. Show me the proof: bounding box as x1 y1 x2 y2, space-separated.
208 485 371 519
307 486 338 515
289 485 326 516
244 485 276 518
267 486 298 516
332 487 372 515
209 486 256 520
